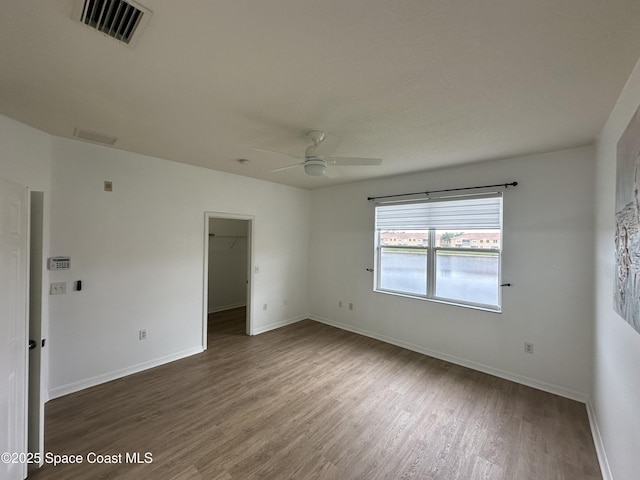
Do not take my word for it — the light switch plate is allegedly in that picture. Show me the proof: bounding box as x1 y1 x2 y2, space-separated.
50 282 66 295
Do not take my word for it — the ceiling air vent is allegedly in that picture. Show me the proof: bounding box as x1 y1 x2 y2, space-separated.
73 128 118 146
72 0 152 47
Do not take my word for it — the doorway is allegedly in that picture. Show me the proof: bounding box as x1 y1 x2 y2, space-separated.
28 191 45 469
203 213 253 348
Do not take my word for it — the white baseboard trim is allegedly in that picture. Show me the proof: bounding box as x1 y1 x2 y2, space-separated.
586 400 613 480
309 315 587 403
208 302 246 314
48 346 204 400
252 314 307 335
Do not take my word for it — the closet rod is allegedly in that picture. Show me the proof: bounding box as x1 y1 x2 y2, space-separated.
367 181 518 202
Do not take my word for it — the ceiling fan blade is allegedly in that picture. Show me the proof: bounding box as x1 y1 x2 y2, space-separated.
327 156 383 166
325 165 340 179
252 147 304 161
270 162 304 173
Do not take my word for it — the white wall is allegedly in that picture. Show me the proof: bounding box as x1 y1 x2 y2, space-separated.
0 112 311 400
593 57 640 480
0 114 51 191
208 218 249 312
309 146 595 400
46 136 310 397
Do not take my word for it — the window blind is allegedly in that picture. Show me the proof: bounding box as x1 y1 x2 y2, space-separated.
375 193 502 230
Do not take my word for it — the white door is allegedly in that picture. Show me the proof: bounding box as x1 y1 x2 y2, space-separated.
0 177 29 480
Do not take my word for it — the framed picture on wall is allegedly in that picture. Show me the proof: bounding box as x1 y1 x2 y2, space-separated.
614 103 640 334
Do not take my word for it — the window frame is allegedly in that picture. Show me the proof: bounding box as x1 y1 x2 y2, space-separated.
373 194 503 312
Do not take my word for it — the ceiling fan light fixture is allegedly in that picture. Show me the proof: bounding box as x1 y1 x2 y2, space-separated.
304 159 327 176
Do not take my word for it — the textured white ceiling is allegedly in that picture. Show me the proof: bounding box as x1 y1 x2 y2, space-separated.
1 0 639 189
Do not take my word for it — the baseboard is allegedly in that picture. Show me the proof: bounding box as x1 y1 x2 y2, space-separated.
586 400 613 480
48 346 204 400
252 314 307 335
208 302 246 314
309 315 587 403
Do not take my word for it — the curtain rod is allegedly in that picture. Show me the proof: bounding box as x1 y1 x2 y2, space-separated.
367 182 518 202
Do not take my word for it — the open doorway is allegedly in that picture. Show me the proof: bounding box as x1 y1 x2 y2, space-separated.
28 191 45 469
203 213 253 348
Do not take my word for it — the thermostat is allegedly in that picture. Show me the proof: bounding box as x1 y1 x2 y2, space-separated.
48 256 71 270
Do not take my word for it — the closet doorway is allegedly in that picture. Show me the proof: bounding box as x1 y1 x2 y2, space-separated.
203 213 253 347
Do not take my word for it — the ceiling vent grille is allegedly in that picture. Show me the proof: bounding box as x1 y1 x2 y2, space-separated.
72 0 152 47
73 128 118 146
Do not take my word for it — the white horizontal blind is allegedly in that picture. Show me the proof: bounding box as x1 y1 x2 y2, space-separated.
375 193 502 230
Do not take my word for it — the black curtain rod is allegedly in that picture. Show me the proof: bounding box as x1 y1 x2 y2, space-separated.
367 182 518 202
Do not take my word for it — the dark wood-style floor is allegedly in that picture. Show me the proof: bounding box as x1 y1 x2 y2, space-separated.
28 308 601 479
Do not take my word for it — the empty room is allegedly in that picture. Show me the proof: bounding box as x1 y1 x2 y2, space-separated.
1 1 640 479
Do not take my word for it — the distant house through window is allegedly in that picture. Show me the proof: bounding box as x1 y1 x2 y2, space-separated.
374 193 503 311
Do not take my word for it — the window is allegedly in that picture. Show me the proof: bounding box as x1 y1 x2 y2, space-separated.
374 193 503 311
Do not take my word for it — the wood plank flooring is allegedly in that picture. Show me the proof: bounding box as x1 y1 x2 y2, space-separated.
28 308 601 479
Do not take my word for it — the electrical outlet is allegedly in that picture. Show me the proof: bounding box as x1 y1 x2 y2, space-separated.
139 329 147 340
349 303 353 311
339 301 343 308
263 303 267 311
50 282 66 295
283 299 288 306
524 342 534 354
104 180 113 192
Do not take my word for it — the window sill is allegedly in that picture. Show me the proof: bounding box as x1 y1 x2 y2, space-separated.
373 288 502 314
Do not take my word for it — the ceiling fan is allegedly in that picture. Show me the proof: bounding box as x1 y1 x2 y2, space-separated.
256 130 382 177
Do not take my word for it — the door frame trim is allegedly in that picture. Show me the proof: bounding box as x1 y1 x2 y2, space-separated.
28 191 45 469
